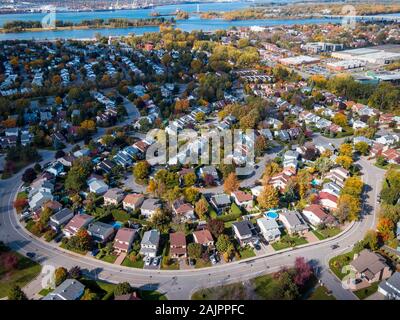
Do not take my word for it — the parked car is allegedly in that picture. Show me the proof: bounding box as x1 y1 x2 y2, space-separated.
152 256 160 267
210 254 217 265
145 256 153 266
26 252 36 259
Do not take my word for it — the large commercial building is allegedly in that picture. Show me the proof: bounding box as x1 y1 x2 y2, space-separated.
301 42 344 54
327 59 366 71
332 45 400 65
279 55 320 66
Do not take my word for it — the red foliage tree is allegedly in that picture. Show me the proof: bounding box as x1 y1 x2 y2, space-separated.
293 257 313 287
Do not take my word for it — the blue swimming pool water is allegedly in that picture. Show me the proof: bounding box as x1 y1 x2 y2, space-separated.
112 221 123 229
265 210 279 219
311 179 320 186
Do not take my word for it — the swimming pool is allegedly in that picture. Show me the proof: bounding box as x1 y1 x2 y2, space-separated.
311 179 320 186
112 221 123 229
265 210 279 220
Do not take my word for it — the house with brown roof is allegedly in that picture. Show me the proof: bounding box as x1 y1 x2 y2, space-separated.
319 192 338 210
269 172 291 191
170 232 187 259
172 200 195 222
122 193 144 211
63 214 94 238
231 190 253 208
113 228 137 254
103 188 124 206
193 229 214 248
348 249 392 290
302 204 336 227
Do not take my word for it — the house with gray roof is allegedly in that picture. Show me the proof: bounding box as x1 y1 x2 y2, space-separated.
378 272 400 300
232 221 255 246
140 198 161 217
87 221 115 243
49 208 74 231
279 210 309 235
140 229 160 257
257 217 281 242
42 279 84 300
210 194 231 213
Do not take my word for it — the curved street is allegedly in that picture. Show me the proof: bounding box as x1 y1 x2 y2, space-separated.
0 134 386 300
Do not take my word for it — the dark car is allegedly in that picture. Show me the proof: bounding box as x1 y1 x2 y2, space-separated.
26 252 36 259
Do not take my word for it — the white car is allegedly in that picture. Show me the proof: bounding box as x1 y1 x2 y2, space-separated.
144 257 153 266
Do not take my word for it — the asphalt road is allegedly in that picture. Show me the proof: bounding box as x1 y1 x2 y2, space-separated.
0 133 385 300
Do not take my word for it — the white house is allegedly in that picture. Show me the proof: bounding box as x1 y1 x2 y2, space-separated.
257 217 281 242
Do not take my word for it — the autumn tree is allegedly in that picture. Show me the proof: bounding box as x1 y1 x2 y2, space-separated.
261 162 281 185
336 194 360 222
336 155 353 170
183 172 197 187
216 234 233 254
333 113 347 127
133 160 150 181
339 143 353 157
377 217 395 242
341 176 363 197
207 219 224 239
54 267 68 286
187 243 202 259
183 187 199 204
257 185 279 209
195 198 209 220
354 141 370 155
223 172 240 194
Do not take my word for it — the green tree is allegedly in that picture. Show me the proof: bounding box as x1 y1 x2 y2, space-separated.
187 243 202 259
54 267 68 286
216 234 232 254
8 285 28 300
114 282 132 296
133 160 150 181
354 142 370 155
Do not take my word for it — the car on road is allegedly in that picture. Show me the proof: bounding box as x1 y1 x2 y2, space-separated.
330 244 339 250
144 256 153 266
26 252 36 259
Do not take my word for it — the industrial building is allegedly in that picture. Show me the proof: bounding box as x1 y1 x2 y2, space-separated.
327 59 366 71
331 45 400 65
279 55 320 66
301 42 344 54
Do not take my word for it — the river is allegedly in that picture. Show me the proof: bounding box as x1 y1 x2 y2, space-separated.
0 1 386 40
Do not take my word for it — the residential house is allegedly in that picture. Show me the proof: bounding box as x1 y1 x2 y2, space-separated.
97 159 115 173
319 192 339 210
140 229 160 258
232 221 255 246
63 214 94 238
279 210 309 235
250 186 264 197
113 228 137 254
87 221 115 243
103 188 124 206
87 177 109 195
349 249 392 289
210 194 231 213
269 172 291 191
170 232 187 259
122 193 144 212
257 217 281 242
322 182 342 198
42 279 85 300
199 165 219 182
140 198 161 217
172 200 195 222
231 191 253 208
326 167 349 188
58 155 76 167
45 161 64 177
49 208 74 231
193 229 214 248
302 204 335 227
378 272 400 300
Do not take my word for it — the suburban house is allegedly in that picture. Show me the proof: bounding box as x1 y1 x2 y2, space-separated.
45 161 64 177
302 204 336 227
326 167 349 187
170 232 187 259
322 182 342 198
103 188 124 206
193 229 214 248
348 249 392 290
250 186 264 197
210 194 231 213
42 279 85 300
63 214 94 238
87 221 115 243
113 228 137 254
49 208 74 231
257 217 281 242
122 193 145 211
198 165 219 182
231 190 253 207
279 210 309 235
319 192 339 210
140 229 160 258
269 172 291 190
232 221 255 246
378 272 400 300
87 177 109 195
29 190 54 211
140 198 161 217
172 200 195 221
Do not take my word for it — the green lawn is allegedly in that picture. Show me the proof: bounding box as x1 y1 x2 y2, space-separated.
0 251 42 298
122 255 144 268
191 283 247 300
237 246 256 260
312 227 341 240
38 288 53 296
59 242 87 255
353 282 379 300
308 285 336 300
329 250 356 280
140 290 167 300
271 236 308 251
97 253 117 264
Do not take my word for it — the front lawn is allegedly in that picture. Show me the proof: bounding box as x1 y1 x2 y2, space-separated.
191 283 247 300
122 254 144 269
97 253 117 264
38 288 53 296
59 242 87 255
353 282 379 300
195 258 212 269
329 250 356 280
312 227 341 240
308 285 336 300
237 246 256 260
271 235 308 251
0 250 42 298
